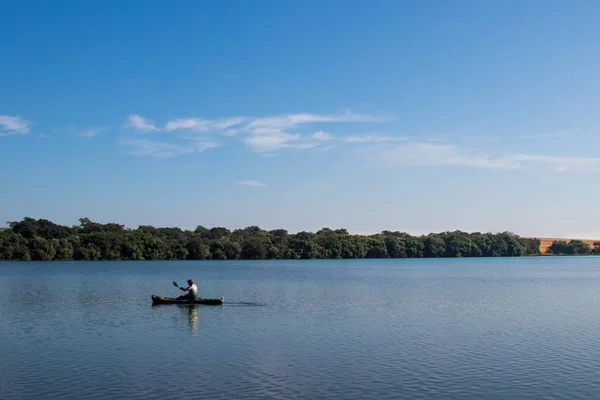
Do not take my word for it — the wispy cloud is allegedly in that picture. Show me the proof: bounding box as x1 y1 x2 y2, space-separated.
513 153 600 172
0 115 32 136
315 145 336 151
242 132 319 153
374 142 600 172
78 128 102 138
119 138 219 158
246 110 391 130
238 180 267 187
554 165 569 173
164 118 204 131
122 110 392 155
517 129 579 139
164 117 246 133
125 114 159 132
313 131 333 140
241 110 390 152
126 115 246 134
377 142 519 170
345 134 406 143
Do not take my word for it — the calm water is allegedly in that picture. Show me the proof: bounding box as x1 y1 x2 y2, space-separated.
2 257 600 399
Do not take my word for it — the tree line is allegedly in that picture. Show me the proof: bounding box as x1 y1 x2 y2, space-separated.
547 239 600 256
0 217 597 261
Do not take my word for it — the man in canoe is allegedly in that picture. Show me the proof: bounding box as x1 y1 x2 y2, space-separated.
176 279 199 301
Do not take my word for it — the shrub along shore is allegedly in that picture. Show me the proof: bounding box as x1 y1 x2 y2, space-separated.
0 217 598 261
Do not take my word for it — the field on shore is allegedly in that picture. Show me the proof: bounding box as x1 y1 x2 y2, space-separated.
534 238 598 254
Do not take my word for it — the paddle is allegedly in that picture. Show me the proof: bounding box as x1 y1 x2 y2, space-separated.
173 281 186 291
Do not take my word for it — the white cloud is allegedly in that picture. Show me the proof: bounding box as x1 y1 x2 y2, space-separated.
513 154 600 172
317 145 336 151
243 131 298 151
78 128 101 138
122 110 391 154
247 111 391 130
378 142 520 170
221 129 238 137
514 154 600 166
0 115 32 136
125 114 159 132
164 116 246 133
240 111 391 152
119 138 219 158
242 131 319 153
517 129 579 139
238 180 267 187
164 118 206 131
375 142 600 172
313 131 333 140
345 135 406 143
212 117 247 131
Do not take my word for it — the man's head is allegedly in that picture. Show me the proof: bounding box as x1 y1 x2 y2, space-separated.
187 279 194 285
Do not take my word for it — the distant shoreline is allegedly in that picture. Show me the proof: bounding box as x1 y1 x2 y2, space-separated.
528 237 599 254
1 217 598 261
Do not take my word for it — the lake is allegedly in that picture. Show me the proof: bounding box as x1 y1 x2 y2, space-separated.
2 257 600 399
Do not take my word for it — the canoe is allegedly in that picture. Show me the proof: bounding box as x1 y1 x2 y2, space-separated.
151 295 224 305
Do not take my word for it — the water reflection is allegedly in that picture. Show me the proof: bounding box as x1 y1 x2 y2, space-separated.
7 259 600 399
182 305 199 336
152 303 225 336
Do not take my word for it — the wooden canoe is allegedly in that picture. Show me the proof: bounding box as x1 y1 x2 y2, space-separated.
151 295 224 305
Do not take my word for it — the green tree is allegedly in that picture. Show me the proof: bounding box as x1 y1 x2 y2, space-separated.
28 236 56 261
0 229 31 260
548 240 569 255
566 240 592 255
384 235 407 258
423 234 445 258
0 216 573 261
186 236 211 260
365 235 388 258
52 238 74 260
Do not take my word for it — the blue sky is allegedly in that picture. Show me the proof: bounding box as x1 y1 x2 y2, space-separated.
2 0 600 238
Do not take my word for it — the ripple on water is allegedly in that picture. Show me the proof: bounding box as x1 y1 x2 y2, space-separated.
4 259 600 399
